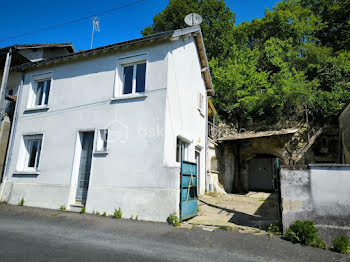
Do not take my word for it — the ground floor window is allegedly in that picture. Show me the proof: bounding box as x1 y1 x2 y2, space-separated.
22 135 42 171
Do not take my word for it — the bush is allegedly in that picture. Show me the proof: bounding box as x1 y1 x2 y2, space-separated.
113 208 122 219
268 222 281 235
59 205 66 211
102 212 107 217
167 213 180 227
284 220 325 248
80 206 86 214
333 235 350 254
95 211 100 215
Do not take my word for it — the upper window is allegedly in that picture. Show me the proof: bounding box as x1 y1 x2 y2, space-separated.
34 79 51 106
122 62 146 95
28 73 52 109
21 135 42 171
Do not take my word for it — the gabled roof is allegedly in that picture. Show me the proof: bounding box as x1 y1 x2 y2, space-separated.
12 27 214 95
0 42 75 55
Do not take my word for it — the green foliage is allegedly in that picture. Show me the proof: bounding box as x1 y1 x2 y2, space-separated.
102 211 107 217
95 211 100 215
135 215 139 221
333 235 350 254
219 225 232 231
59 205 66 211
142 0 235 60
19 198 24 206
144 0 350 125
113 208 122 219
284 220 326 249
167 213 181 227
0 201 8 205
80 206 86 214
268 222 281 235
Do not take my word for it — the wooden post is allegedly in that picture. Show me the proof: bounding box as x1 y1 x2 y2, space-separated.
0 49 13 116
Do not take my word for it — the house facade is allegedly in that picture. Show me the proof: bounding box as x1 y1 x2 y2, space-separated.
0 26 214 222
0 43 75 181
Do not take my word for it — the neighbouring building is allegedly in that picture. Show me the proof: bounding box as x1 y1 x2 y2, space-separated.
0 26 214 222
0 43 75 181
213 119 342 193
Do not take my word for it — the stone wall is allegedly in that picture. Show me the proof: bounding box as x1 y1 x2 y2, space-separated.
280 165 350 244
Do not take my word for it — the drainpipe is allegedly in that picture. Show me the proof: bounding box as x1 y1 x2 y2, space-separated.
0 48 13 117
0 71 23 199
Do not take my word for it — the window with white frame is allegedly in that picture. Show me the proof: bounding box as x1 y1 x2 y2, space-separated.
95 129 108 153
121 62 146 95
33 79 51 107
22 135 42 171
176 137 190 162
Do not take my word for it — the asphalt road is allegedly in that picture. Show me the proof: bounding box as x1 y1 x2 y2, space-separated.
0 205 348 262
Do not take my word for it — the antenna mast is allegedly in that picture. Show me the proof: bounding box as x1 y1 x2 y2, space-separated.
90 16 100 49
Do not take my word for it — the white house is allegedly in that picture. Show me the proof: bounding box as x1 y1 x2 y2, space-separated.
0 26 214 222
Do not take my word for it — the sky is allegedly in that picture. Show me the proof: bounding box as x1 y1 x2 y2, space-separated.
0 0 278 51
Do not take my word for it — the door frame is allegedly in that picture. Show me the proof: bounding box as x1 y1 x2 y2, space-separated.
68 129 96 206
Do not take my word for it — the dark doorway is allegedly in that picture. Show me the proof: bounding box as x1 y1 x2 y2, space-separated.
76 132 94 204
248 155 280 192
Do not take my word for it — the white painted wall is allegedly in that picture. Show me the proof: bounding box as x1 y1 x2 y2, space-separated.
164 36 207 196
1 37 208 222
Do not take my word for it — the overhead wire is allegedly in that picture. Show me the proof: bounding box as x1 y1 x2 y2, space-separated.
0 0 145 43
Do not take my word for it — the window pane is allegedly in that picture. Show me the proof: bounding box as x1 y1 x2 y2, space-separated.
27 140 39 168
44 80 51 105
35 82 45 106
123 65 134 94
136 63 146 93
35 141 41 168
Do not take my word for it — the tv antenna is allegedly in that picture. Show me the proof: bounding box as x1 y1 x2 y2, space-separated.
90 16 100 49
184 13 203 27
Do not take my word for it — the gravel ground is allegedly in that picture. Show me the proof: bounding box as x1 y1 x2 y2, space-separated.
0 204 349 262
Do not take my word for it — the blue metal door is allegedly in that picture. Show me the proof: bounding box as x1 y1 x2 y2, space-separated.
76 132 94 203
180 160 198 220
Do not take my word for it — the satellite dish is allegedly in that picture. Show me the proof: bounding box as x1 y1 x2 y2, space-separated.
184 13 203 27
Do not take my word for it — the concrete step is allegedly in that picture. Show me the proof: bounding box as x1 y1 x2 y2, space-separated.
69 203 84 213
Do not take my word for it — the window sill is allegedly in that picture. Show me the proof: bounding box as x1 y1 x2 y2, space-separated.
13 170 39 176
24 106 49 113
111 93 147 102
94 150 109 155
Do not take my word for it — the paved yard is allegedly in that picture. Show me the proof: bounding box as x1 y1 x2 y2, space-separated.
186 192 279 232
0 204 348 262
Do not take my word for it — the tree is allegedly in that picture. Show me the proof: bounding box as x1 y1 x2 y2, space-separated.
141 0 235 60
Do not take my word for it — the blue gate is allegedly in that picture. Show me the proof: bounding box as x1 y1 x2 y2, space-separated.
180 160 198 220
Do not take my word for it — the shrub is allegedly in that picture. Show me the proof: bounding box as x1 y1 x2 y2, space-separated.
268 222 281 235
59 205 66 211
102 211 107 217
167 213 180 227
284 220 324 247
135 215 138 221
95 211 100 215
113 208 122 219
311 237 327 250
80 206 86 214
19 197 24 206
333 235 350 254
